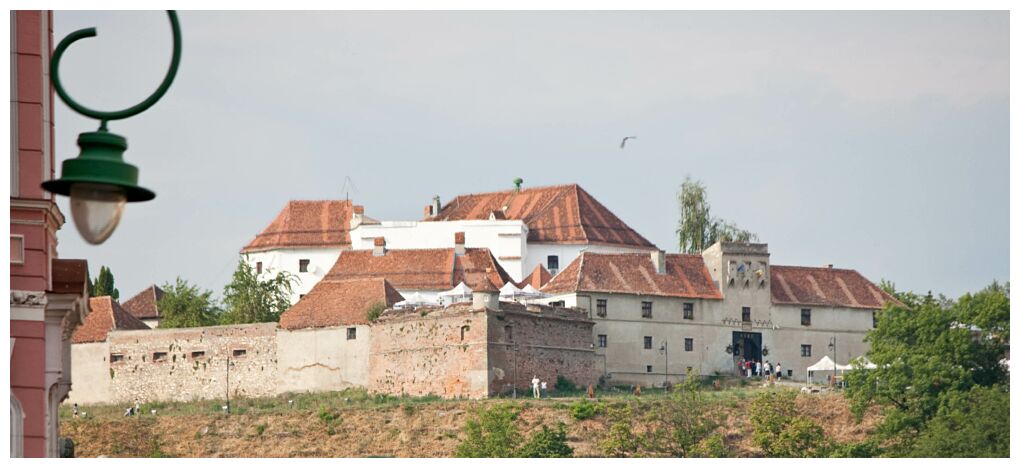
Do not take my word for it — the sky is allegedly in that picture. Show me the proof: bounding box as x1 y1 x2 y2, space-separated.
50 10 1009 300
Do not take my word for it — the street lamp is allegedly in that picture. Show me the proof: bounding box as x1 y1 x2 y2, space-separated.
828 336 837 386
41 11 181 244
659 340 669 387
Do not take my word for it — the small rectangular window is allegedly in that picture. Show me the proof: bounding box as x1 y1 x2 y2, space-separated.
256 261 263 274
801 308 811 326
641 301 653 319
873 311 879 328
299 259 310 273
152 352 168 362
347 327 357 340
547 255 559 272
549 300 565 307
643 336 652 349
683 303 694 320
801 345 812 357
646 365 653 373
684 338 694 352
742 307 751 322
110 353 124 363
596 299 607 317
504 325 513 341
598 334 607 348
232 349 247 358
10 235 25 265
190 351 205 359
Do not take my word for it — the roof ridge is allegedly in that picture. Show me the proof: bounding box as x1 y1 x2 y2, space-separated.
445 183 579 201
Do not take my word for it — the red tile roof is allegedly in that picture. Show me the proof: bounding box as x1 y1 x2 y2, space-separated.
279 278 404 330
325 248 513 291
72 297 151 344
541 253 723 299
770 266 904 310
242 200 354 253
429 184 656 248
518 264 552 289
121 285 164 320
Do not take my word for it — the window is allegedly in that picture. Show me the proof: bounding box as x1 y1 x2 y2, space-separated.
347 327 357 340
641 301 653 318
596 299 608 317
299 259 310 273
152 352 168 362
801 345 812 357
643 336 653 349
190 351 205 359
255 261 262 274
299 294 306 300
684 338 694 352
110 353 124 363
547 255 559 273
597 334 607 348
549 300 565 307
683 303 694 320
10 235 24 264
646 365 653 373
873 311 879 328
232 349 247 358
801 308 811 326
742 307 751 322
460 325 470 341
504 325 513 341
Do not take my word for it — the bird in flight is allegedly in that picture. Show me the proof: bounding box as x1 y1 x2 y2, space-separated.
620 136 637 149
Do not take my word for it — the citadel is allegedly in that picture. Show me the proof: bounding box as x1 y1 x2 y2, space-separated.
68 183 899 404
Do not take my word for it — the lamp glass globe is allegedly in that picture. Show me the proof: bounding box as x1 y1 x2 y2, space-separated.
70 183 127 245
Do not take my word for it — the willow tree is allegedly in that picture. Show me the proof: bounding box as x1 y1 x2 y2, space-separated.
676 176 757 253
220 258 297 324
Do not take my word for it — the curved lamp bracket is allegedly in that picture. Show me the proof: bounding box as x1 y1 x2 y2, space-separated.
50 11 181 130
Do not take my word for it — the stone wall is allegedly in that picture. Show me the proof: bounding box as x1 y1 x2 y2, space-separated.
101 323 278 404
276 325 370 393
369 308 490 398
69 341 111 405
486 307 597 395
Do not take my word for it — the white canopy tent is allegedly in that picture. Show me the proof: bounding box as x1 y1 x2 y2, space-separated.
499 282 524 301
395 291 434 309
806 355 849 385
850 356 878 370
438 282 473 306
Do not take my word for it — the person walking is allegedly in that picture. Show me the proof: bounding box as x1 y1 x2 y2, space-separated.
540 381 548 398
531 376 540 398
776 362 782 381
746 360 752 378
764 361 772 380
755 360 762 378
72 403 79 419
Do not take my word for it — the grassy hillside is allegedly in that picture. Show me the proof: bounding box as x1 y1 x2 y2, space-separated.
60 383 880 457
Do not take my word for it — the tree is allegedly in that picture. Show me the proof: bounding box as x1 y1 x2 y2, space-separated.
91 266 120 300
220 258 297 324
516 423 573 458
641 376 722 457
365 302 385 322
455 404 523 458
749 390 831 457
676 176 756 253
157 278 221 328
844 282 1010 456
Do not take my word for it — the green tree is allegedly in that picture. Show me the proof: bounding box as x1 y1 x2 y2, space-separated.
157 278 221 328
676 176 756 253
908 385 1009 457
91 266 120 300
365 301 385 322
642 376 721 457
220 258 297 325
844 282 1010 456
516 423 573 458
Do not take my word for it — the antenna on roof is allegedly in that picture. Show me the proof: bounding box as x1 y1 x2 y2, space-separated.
340 176 359 201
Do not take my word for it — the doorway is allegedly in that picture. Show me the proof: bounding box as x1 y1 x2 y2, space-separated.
732 331 762 363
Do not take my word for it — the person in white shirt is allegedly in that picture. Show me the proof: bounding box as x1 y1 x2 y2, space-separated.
540 381 548 398
776 363 782 381
531 376 540 398
755 360 762 378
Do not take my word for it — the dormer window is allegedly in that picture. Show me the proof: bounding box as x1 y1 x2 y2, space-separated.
299 259 310 273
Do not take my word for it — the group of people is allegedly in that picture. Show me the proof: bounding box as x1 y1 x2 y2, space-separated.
530 376 549 398
737 358 783 381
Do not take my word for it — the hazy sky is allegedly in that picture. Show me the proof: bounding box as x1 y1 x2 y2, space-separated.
51 11 1008 300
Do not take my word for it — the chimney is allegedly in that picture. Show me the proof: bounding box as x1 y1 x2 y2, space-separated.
351 205 364 229
431 195 441 217
651 250 666 275
454 232 466 256
826 264 833 269
373 237 386 256
424 205 433 218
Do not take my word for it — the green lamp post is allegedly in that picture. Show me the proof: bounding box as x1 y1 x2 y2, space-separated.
41 11 181 244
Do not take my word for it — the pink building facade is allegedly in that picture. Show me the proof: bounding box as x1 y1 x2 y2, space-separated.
10 10 90 458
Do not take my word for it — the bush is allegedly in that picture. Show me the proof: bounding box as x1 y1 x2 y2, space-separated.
749 391 831 457
691 433 731 458
569 400 601 421
365 302 385 322
517 423 573 458
554 375 577 393
455 404 522 458
599 404 641 457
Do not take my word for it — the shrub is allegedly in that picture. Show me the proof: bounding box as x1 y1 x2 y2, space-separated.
749 391 831 457
569 399 601 421
255 423 267 436
599 404 641 457
365 302 385 322
517 423 573 458
456 404 522 457
554 375 577 393
691 433 731 458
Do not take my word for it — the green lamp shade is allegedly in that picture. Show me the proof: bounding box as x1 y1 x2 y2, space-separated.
41 131 155 202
